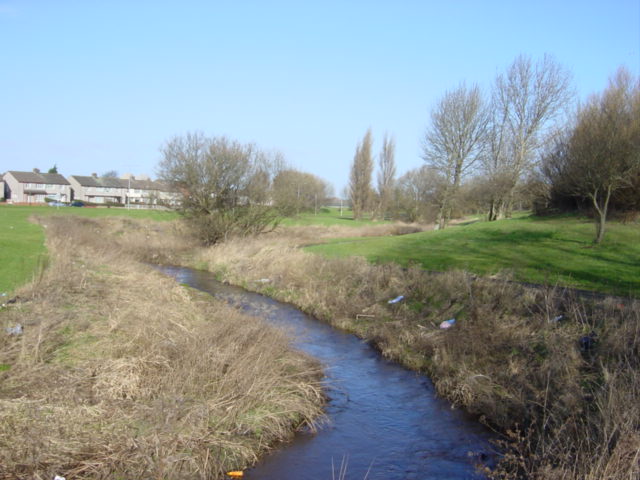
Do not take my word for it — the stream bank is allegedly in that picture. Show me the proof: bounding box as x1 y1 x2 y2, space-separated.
159 265 494 479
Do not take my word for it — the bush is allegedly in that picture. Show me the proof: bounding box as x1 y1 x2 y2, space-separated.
188 206 279 245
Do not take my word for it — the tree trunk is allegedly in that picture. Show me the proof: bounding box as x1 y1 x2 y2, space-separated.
590 186 612 244
488 199 497 221
488 197 506 221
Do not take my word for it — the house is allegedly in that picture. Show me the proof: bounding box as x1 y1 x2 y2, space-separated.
68 174 127 204
2 170 72 204
69 173 179 207
122 175 179 207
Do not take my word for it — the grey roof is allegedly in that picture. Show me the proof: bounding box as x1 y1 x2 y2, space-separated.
70 175 175 192
70 175 126 188
8 171 70 185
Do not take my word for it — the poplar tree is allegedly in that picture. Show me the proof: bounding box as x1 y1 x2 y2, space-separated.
377 133 397 220
349 129 374 220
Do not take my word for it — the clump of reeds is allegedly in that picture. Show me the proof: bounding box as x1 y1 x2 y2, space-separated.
0 216 323 479
193 230 640 480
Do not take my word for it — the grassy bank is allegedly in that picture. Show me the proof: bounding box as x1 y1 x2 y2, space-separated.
306 214 640 296
0 216 323 479
0 204 177 295
191 226 640 479
279 206 390 227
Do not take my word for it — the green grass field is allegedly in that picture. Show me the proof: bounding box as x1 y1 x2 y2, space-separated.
279 206 389 227
0 204 177 295
306 214 640 296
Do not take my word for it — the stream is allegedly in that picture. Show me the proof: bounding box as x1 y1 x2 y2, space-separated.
159 265 495 479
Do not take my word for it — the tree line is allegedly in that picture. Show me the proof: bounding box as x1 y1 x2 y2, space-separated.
158 55 637 245
348 55 639 243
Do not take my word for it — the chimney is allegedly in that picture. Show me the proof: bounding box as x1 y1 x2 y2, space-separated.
33 168 40 173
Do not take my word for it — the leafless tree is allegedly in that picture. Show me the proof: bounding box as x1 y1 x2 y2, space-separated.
376 133 396 220
272 169 332 215
349 129 374 220
422 83 488 229
485 54 573 220
394 165 443 223
545 68 640 243
157 132 278 244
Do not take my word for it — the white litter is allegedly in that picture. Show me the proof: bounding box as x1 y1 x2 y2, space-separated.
257 278 271 283
388 295 404 304
54 476 66 480
439 318 456 329
6 324 23 336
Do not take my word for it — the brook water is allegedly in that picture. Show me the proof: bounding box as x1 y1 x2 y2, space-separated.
159 266 494 479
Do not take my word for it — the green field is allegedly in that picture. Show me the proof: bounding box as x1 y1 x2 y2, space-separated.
280 206 389 227
0 204 177 295
306 214 640 296
3 204 638 297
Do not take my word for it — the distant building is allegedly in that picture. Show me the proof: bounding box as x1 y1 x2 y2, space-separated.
2 170 72 204
1 169 178 208
68 173 179 207
68 174 127 204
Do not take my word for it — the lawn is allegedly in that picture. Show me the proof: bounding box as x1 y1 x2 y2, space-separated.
0 204 177 295
306 214 640 296
279 206 390 227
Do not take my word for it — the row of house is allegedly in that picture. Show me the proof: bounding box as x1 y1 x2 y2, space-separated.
1 170 178 207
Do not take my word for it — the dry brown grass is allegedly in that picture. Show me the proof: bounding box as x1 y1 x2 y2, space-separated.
264 221 429 248
192 231 640 480
0 216 323 479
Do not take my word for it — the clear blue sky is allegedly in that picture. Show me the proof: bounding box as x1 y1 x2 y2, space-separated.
1 1 638 194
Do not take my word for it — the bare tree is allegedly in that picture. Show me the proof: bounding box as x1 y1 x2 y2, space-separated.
246 150 284 206
545 68 640 243
157 132 278 244
349 129 374 220
485 54 573 220
394 165 443 223
272 169 332 215
376 133 396 220
422 83 488 228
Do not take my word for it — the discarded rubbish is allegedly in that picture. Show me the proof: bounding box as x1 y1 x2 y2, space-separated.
6 324 23 336
551 315 564 323
579 331 597 352
54 476 66 480
227 471 244 478
356 314 376 320
388 295 404 304
0 292 6 296
257 278 271 283
439 318 456 329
